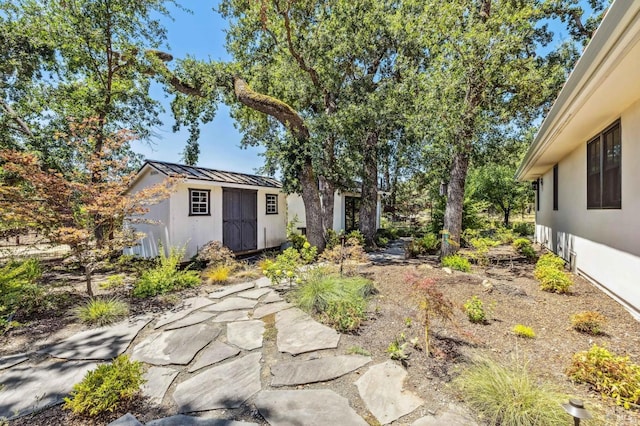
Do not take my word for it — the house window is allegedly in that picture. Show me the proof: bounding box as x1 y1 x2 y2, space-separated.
189 189 210 216
587 120 621 209
536 179 540 211
345 196 361 232
266 194 278 214
553 164 558 211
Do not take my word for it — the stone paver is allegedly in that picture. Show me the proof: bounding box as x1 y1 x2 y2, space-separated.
255 389 368 426
271 355 371 386
211 310 250 322
355 361 424 424
147 415 259 426
275 308 340 355
155 297 215 329
254 277 272 288
165 311 216 331
0 359 96 419
262 290 282 304
188 342 240 373
411 404 478 426
173 353 262 412
252 301 291 319
142 367 179 404
208 282 255 299
237 288 271 299
108 413 143 426
132 323 220 365
39 317 150 360
227 320 264 350
0 353 28 370
203 297 258 312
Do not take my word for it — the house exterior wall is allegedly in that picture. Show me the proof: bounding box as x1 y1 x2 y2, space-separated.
534 99 640 317
127 170 287 259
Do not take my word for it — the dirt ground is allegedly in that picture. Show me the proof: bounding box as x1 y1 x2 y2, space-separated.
3 243 640 425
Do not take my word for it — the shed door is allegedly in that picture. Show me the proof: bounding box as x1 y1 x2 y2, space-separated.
223 188 257 252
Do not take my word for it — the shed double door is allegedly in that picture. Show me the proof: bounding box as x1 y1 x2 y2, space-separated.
223 188 257 252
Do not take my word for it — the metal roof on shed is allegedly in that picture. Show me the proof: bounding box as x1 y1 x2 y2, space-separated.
145 160 282 189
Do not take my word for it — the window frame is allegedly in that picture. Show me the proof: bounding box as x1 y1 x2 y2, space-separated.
265 193 278 215
553 164 558 211
189 188 211 216
587 120 621 210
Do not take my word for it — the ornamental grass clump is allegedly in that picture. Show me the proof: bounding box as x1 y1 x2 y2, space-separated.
534 253 572 293
75 298 129 326
63 355 145 416
455 358 568 426
567 344 640 409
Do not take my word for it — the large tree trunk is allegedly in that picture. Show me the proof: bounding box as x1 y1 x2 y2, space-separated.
319 175 335 239
503 207 510 228
442 151 469 257
299 159 326 251
359 131 378 247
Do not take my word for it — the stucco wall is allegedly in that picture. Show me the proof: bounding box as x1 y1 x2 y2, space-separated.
535 99 640 317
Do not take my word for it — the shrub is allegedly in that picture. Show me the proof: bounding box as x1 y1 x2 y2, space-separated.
463 296 486 324
512 221 535 237
387 337 409 362
455 358 568 425
536 266 573 293
0 258 44 329
512 238 536 260
75 298 129 326
262 247 303 286
442 254 471 272
494 227 516 244
534 253 565 276
513 324 535 338
406 233 439 258
132 247 201 298
63 355 145 416
567 344 640 409
204 265 231 283
294 272 374 332
570 311 606 335
467 237 498 266
99 274 126 290
319 237 367 266
195 241 236 268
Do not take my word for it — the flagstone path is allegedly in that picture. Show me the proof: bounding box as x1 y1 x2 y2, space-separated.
0 276 476 425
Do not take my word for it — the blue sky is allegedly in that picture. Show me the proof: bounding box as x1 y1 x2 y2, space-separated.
134 1 581 174
132 1 265 174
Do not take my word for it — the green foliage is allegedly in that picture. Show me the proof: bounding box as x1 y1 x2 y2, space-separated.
567 344 640 409
463 296 486 324
387 336 409 362
286 217 308 251
534 253 572 293
512 222 535 237
406 233 439 258
293 272 373 332
512 238 536 260
99 274 126 290
442 255 471 272
0 258 44 330
570 311 606 335
494 227 516 245
263 247 302 286
347 346 371 356
75 298 129 326
63 355 145 416
132 247 201 298
512 324 535 338
455 358 568 426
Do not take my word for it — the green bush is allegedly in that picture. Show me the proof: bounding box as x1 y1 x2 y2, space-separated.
512 221 535 236
63 355 145 416
0 259 44 330
294 272 374 332
570 311 606 335
441 254 471 272
534 253 565 275
76 298 129 326
463 296 486 323
494 227 515 244
512 238 536 260
132 247 200 298
536 265 573 293
455 358 568 425
567 344 640 409
513 324 535 338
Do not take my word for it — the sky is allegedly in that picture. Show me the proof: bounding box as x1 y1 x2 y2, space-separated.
131 1 265 174
133 1 584 175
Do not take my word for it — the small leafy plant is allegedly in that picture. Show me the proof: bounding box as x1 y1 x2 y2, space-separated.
63 355 145 416
0 258 44 331
406 233 439 257
387 336 409 362
347 346 371 356
571 311 606 335
534 253 572 293
132 246 201 298
441 254 471 272
463 296 486 324
512 238 536 260
99 274 126 290
567 344 640 409
512 221 535 237
513 324 535 338
75 298 129 326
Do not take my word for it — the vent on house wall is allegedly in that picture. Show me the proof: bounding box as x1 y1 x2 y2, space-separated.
150 170 159 175
569 251 577 272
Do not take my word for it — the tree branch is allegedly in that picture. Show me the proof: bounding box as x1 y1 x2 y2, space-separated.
0 99 33 137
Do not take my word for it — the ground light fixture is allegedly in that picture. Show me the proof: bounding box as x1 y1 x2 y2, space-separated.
562 399 591 425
